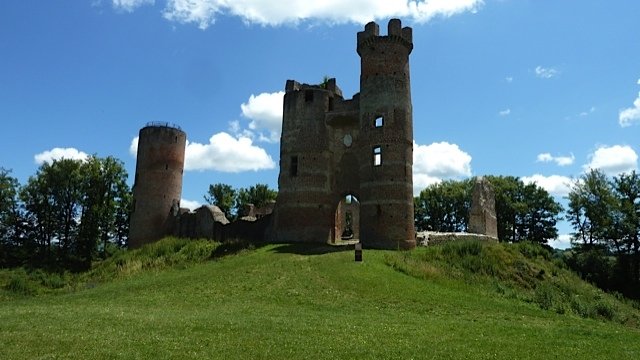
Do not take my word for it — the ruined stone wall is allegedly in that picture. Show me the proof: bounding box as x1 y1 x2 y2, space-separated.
129 124 186 248
468 177 498 239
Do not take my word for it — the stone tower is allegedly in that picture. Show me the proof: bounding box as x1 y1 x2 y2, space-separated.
356 19 415 249
270 19 416 250
128 122 186 248
468 176 498 239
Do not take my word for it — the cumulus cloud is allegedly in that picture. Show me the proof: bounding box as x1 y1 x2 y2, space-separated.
34 148 89 165
583 145 638 175
535 65 559 79
498 108 511 116
162 0 484 29
413 141 472 195
113 0 154 12
129 136 139 157
185 132 275 172
240 91 285 143
536 152 575 167
180 198 201 211
619 80 640 127
128 132 275 172
548 234 572 250
522 174 573 196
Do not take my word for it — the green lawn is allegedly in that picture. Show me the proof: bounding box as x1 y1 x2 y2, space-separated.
1 242 639 359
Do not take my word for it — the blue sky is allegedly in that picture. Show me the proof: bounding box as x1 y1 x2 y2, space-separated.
1 1 639 248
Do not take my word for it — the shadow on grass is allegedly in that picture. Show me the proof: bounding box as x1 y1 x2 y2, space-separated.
269 242 353 256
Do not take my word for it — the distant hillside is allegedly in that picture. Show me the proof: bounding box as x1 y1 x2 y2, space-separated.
1 238 640 359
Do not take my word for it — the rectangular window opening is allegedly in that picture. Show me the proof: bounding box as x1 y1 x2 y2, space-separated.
328 97 334 111
290 156 298 177
375 116 384 128
373 146 382 166
304 90 314 102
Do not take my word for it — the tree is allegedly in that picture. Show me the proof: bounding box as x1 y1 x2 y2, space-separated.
566 169 640 298
204 183 237 220
77 156 130 264
566 169 616 249
236 184 277 216
414 179 472 232
0 168 22 266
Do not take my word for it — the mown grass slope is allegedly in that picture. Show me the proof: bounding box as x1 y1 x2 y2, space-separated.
1 239 639 359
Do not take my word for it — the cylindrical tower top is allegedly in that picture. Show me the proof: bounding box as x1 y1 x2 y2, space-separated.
357 19 413 56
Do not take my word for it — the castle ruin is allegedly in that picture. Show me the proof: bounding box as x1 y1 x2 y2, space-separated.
129 19 417 249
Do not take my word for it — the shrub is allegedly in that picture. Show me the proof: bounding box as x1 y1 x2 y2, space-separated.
4 272 36 295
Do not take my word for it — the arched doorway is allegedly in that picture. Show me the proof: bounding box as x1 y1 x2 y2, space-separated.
333 194 360 244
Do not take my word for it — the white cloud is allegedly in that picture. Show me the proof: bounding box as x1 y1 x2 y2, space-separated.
113 0 154 12
548 234 572 250
522 174 573 196
505 76 513 83
413 141 472 195
583 145 638 175
579 106 596 117
34 148 89 165
240 91 285 143
535 65 559 79
619 91 640 127
180 198 201 211
185 132 275 172
499 108 511 116
129 136 139 157
536 152 575 167
162 0 484 29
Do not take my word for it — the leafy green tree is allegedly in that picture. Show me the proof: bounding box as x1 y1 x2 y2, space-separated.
414 179 472 232
236 184 277 216
77 156 130 264
204 183 237 220
0 168 22 266
566 169 616 249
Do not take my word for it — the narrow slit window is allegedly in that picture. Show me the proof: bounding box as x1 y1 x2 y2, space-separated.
304 90 314 102
373 146 382 166
290 156 298 177
375 116 384 127
328 97 334 111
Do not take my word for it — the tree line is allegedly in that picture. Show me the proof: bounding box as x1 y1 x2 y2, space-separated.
0 157 130 271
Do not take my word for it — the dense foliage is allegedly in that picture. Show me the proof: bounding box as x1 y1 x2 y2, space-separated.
565 169 640 299
0 157 130 271
204 183 277 220
414 176 563 244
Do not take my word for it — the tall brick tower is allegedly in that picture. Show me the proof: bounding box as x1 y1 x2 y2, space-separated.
356 19 415 249
128 122 186 249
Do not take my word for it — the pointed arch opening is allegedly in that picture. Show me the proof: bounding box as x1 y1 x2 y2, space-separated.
333 194 360 244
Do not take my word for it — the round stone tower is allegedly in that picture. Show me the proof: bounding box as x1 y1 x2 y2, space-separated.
128 122 186 249
356 19 416 249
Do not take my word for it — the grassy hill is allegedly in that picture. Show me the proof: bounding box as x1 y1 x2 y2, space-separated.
1 238 640 359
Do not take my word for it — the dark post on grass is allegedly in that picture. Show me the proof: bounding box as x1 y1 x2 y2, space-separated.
355 243 362 262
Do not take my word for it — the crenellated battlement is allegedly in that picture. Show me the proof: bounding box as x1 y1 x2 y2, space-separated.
357 19 413 55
